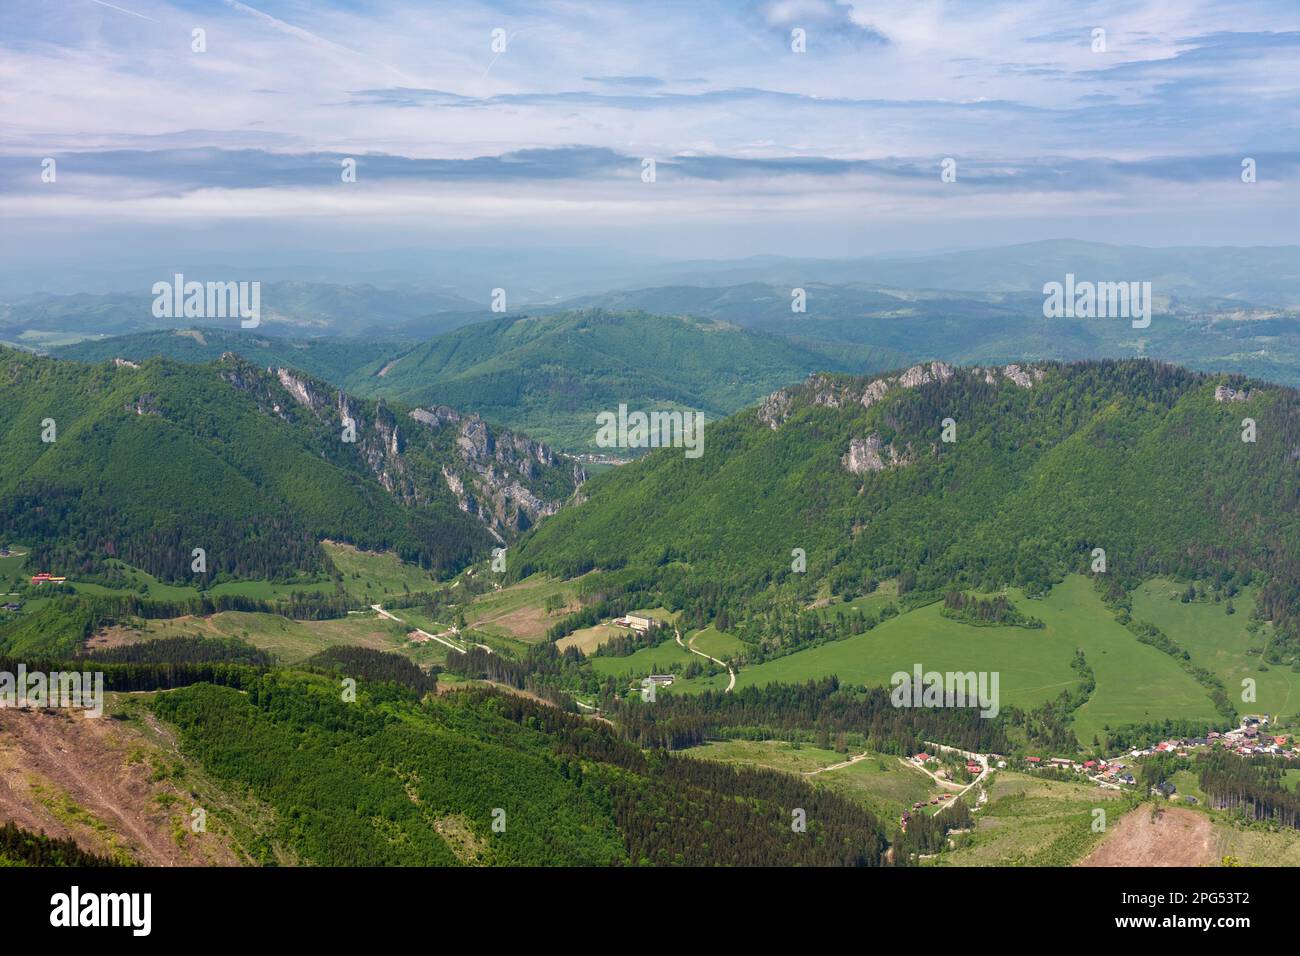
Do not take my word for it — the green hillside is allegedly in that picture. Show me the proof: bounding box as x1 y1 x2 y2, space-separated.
345 309 887 451
513 359 1300 669
0 347 579 586
146 672 889 866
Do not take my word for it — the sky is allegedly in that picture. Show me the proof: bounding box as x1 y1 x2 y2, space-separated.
2 0 1299 276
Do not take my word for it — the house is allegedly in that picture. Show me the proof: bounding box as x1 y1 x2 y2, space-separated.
1119 773 1136 785
645 674 675 686
616 615 655 633
1083 760 1097 769
1025 756 1041 764
1 602 19 612
915 752 932 763
30 572 67 584
966 762 981 775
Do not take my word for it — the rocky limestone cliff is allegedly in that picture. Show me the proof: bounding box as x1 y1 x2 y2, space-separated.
421 406 583 536
842 434 913 474
758 361 1043 430
1215 384 1254 403
216 355 582 541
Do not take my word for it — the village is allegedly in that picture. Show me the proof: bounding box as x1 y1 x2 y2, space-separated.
895 715 1295 832
1016 715 1293 795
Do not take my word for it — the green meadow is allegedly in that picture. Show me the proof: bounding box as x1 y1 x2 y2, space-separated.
677 585 1083 707
1131 579 1298 725
808 581 899 621
671 575 1224 745
815 754 942 823
688 625 747 660
589 637 698 681
39 543 438 607
680 739 940 827
462 574 581 642
321 541 444 602
103 609 411 665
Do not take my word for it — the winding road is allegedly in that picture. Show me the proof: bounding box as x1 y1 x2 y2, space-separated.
676 628 736 692
921 741 991 817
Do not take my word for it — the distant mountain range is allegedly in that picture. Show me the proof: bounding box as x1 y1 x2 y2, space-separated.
9 240 1300 346
622 240 1300 306
0 281 487 345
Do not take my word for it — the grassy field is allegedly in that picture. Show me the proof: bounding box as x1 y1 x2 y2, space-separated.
934 770 1130 866
671 575 1222 745
1213 819 1300 865
816 754 943 823
676 585 1084 707
589 637 698 682
680 739 849 775
462 574 580 642
808 580 899 621
17 543 442 607
1032 577 1220 745
688 625 747 660
557 623 621 655
92 610 411 664
1170 769 1208 805
323 541 443 603
0 547 32 594
678 738 941 827
1131 579 1297 726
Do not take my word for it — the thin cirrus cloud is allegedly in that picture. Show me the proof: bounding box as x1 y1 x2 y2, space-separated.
1 0 1298 250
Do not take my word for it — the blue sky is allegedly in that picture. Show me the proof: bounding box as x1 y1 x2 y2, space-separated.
2 0 1299 265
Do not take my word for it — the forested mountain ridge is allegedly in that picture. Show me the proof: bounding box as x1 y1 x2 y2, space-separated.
55 328 404 384
553 282 1300 389
0 347 581 582
342 309 888 451
512 358 1300 656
